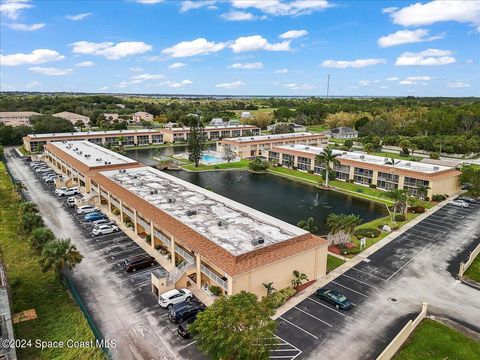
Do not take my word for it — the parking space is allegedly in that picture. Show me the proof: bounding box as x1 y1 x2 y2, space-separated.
276 201 480 359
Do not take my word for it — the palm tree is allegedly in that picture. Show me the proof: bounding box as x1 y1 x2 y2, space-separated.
263 282 276 296
416 184 430 199
326 213 362 246
291 270 309 289
297 217 318 233
315 147 340 187
20 201 38 215
386 189 408 222
40 238 83 277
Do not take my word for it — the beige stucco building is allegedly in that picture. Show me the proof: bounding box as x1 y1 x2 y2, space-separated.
42 141 328 301
53 111 90 126
269 144 461 197
0 111 40 126
160 124 260 143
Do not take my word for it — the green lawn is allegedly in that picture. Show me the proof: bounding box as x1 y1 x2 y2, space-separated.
394 319 480 360
463 254 480 283
327 255 345 272
371 151 421 162
0 163 105 360
182 159 250 171
307 124 328 133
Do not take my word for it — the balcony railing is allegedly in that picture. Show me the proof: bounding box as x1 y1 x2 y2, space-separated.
123 207 134 218
154 229 171 247
110 198 120 208
137 218 150 231
175 245 195 263
201 264 228 290
101 190 108 197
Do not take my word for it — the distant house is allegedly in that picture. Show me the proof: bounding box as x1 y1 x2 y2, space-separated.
104 113 119 121
267 122 306 133
240 111 251 118
116 104 126 109
227 119 241 126
53 111 90 126
132 111 154 123
164 122 177 129
0 111 40 126
209 118 224 126
327 126 358 139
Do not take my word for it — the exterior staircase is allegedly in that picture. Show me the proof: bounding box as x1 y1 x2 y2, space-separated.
167 260 195 285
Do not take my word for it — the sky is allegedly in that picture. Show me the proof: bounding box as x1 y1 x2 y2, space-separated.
0 0 479 96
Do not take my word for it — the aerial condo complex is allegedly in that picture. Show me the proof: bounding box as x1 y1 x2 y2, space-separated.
1 1 479 360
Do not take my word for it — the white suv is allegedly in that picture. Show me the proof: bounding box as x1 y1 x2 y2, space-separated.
55 187 79 197
92 224 119 236
76 205 98 214
451 200 469 208
159 289 192 309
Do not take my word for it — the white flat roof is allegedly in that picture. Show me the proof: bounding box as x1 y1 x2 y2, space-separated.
275 144 453 174
101 166 306 256
49 140 137 168
224 132 319 143
169 124 257 131
28 129 160 138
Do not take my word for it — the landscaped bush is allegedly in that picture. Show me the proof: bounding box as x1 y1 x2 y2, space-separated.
394 214 407 222
145 234 151 243
307 169 314 174
208 285 222 296
354 228 381 239
262 287 296 310
248 157 269 172
124 219 134 228
432 194 447 202
348 179 355 183
369 184 377 188
408 206 426 213
112 208 120 216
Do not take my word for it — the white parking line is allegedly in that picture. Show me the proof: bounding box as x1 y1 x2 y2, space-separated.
306 297 349 317
270 333 302 360
182 340 197 349
399 236 430 246
293 306 333 327
350 267 388 281
386 243 432 281
278 317 319 339
340 273 378 289
331 281 368 297
414 223 449 232
424 217 460 229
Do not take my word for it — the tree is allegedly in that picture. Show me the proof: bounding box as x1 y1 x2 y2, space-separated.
273 107 295 121
21 212 44 234
324 112 357 129
248 157 269 172
187 117 207 167
20 201 38 215
344 139 354 150
460 166 480 198
399 140 412 155
326 213 362 246
386 189 408 222
416 184 430 199
430 152 439 159
297 217 318 233
363 143 374 154
222 144 236 163
74 120 85 131
248 112 273 129
30 227 55 252
291 270 309 289
190 291 277 360
40 238 83 277
315 147 340 187
30 115 75 134
385 157 400 183
263 282 276 296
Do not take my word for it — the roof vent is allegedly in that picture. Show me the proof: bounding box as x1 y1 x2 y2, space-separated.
343 152 347 155
119 169 126 173
251 238 259 246
167 198 176 204
104 161 108 165
257 237 265 244
186 210 197 216
305 146 310 150
433 166 439 171
405 162 411 166
360 155 365 160
217 220 227 228
384 158 389 163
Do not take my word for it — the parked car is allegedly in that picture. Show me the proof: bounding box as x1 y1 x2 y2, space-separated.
66 197 77 207
92 219 116 228
76 204 98 214
169 300 205 323
30 162 44 168
84 212 106 222
177 315 197 339
122 254 156 273
457 196 478 204
450 200 469 208
315 288 352 310
92 224 119 236
45 177 57 184
55 187 79 197
36 167 52 173
159 289 192 309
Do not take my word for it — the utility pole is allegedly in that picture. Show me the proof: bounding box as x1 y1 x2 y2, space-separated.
326 74 330 98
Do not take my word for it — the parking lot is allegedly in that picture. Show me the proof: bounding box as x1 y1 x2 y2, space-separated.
275 201 480 360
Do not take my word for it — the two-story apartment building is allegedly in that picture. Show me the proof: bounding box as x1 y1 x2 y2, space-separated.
0 111 41 126
160 124 260 143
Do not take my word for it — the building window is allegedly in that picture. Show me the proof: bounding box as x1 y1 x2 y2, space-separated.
297 156 311 171
282 154 294 167
152 134 163 144
403 177 429 196
334 164 350 181
353 167 373 185
377 171 399 190
137 135 149 145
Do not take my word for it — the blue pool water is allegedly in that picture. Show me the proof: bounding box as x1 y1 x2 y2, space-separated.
201 154 222 164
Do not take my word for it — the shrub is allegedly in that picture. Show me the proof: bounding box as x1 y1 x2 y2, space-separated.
430 152 439 159
262 287 296 310
112 208 120 216
146 234 151 243
307 169 314 174
124 219 134 228
248 157 269 172
394 214 406 222
29 227 55 252
408 206 425 213
208 285 222 296
369 184 377 189
348 179 355 183
354 228 381 239
432 194 446 202
21 212 44 234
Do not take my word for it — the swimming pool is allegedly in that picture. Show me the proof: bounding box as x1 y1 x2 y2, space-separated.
201 153 223 164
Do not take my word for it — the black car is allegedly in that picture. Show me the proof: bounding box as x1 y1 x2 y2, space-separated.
177 315 197 339
121 254 155 272
315 288 352 310
169 300 205 324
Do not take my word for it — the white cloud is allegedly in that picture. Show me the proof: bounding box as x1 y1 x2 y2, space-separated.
221 11 257 21
117 81 129 88
447 81 471 88
66 13 92 21
358 80 371 86
136 0 163 4
129 67 144 72
70 41 152 60
399 80 414 85
131 73 164 83
386 77 399 81
230 0 331 16
283 82 315 90
180 1 216 12
28 66 73 76
230 35 290 52
168 62 187 69
74 61 94 67
276 68 288 74
162 38 226 57
160 79 193 88
0 1 32 20
0 49 65 66
25 80 40 88
322 58 386 68
388 1 480 28
406 76 431 81
216 80 245 89
382 7 398 14
395 48 456 66
279 29 308 39
229 62 263 69
7 22 45 31
99 86 109 91
377 29 443 47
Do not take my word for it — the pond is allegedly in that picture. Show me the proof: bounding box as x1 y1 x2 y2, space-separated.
125 146 387 235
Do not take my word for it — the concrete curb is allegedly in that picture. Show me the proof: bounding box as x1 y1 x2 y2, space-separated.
273 197 455 319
